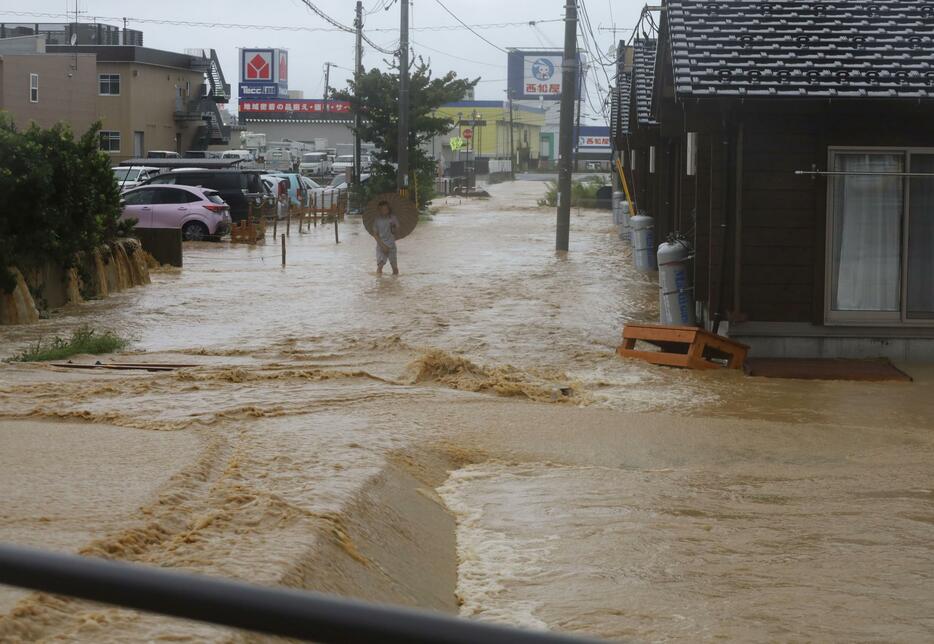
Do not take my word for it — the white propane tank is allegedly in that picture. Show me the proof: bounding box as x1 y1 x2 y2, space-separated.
612 191 625 225
618 200 631 241
658 238 695 325
631 214 657 272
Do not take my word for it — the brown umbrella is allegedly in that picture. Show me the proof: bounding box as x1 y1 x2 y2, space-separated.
362 193 419 240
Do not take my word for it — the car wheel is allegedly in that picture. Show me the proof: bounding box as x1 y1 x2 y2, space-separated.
182 221 209 241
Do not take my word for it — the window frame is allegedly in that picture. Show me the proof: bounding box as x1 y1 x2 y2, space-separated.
98 73 121 96
29 73 38 103
824 146 934 327
99 130 121 154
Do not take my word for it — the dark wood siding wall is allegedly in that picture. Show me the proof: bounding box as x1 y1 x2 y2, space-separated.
738 110 820 323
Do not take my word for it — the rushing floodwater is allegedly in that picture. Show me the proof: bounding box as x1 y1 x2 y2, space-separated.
0 181 932 642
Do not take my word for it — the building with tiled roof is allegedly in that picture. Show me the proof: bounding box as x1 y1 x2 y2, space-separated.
616 0 934 359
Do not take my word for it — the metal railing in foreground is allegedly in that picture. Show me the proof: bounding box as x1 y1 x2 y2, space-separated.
0 543 604 644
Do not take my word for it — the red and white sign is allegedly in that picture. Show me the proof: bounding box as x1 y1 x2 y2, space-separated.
578 135 611 149
462 128 473 140
239 100 352 114
278 52 288 81
245 52 272 81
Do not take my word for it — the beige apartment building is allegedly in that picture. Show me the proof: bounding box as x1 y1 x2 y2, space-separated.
0 36 97 132
0 32 230 163
48 44 231 163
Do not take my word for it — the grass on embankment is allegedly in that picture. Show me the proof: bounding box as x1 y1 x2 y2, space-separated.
8 326 128 362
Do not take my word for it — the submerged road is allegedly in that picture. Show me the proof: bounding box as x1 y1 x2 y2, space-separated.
0 181 932 642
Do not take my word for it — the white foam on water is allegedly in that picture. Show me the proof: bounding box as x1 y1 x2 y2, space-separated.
437 465 555 630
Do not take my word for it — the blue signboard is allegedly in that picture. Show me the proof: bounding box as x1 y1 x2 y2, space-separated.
239 83 281 98
507 49 583 100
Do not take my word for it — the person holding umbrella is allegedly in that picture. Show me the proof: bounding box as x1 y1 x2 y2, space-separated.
371 200 400 275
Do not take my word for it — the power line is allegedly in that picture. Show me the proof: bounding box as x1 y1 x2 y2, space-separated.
0 11 559 33
432 0 508 53
410 39 505 68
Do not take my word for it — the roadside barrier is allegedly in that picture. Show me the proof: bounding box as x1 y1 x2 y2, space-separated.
0 543 604 644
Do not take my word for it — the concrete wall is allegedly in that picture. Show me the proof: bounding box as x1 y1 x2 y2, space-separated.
238 120 354 149
0 53 97 132
95 61 205 163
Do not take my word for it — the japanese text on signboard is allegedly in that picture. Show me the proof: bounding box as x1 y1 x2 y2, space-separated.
238 100 352 114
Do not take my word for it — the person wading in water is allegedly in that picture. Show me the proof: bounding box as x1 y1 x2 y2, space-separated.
372 200 400 275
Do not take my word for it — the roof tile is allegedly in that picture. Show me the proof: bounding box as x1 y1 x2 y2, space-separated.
666 0 934 99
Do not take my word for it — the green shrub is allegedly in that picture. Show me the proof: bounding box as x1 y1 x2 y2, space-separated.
0 116 125 292
8 326 128 362
537 176 608 207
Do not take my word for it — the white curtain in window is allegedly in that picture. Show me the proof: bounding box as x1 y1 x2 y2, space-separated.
908 154 934 318
832 154 903 312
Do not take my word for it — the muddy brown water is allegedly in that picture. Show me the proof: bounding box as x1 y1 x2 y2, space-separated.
0 181 932 642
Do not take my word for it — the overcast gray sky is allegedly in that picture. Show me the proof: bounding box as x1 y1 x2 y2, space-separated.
14 1 643 124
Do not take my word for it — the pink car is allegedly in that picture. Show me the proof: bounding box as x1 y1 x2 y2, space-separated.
120 184 231 241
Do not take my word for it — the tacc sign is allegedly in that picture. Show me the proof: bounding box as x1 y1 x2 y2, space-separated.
239 100 352 114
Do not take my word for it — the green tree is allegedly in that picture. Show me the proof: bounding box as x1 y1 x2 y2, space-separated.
332 58 477 207
0 116 125 292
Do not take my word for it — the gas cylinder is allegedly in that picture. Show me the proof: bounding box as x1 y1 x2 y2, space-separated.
618 200 631 241
631 214 657 272
611 191 625 225
658 238 695 325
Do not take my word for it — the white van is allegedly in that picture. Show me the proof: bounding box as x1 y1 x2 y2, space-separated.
299 152 331 177
221 149 256 165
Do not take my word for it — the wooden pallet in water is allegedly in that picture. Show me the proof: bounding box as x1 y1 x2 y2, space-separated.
230 218 266 244
617 323 749 370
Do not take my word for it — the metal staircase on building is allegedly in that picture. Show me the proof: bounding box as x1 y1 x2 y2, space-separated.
179 48 231 147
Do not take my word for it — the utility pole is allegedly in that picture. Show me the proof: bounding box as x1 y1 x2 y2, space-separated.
573 58 583 172
397 0 410 196
353 0 363 191
323 61 334 112
508 90 516 179
556 0 578 251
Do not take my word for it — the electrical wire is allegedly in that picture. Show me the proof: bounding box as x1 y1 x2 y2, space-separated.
1 10 560 35
432 0 508 53
410 39 505 68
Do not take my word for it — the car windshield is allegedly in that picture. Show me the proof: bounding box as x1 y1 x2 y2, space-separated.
329 175 346 188
302 154 325 162
302 178 321 189
336 156 354 163
112 168 136 181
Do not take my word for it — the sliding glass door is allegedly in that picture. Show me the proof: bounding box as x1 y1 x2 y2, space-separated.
827 149 934 325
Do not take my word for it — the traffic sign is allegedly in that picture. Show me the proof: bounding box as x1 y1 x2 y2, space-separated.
462 128 473 140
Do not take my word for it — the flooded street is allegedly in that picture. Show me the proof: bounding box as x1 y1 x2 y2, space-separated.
1 180 932 642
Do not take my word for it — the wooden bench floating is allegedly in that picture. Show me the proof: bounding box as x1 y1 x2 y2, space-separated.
617 323 749 370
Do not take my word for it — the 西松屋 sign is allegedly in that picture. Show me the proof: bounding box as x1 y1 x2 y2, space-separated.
577 135 611 149
507 50 582 100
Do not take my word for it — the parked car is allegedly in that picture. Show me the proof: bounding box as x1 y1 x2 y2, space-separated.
331 154 355 176
300 175 339 209
146 150 181 159
299 152 331 177
328 172 370 191
119 185 230 241
261 175 290 219
143 169 268 222
266 172 306 209
184 150 220 159
112 165 160 190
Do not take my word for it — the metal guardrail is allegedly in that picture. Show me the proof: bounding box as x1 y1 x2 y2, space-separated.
0 543 604 644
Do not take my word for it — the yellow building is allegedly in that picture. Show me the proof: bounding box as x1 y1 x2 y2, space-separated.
431 100 546 170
